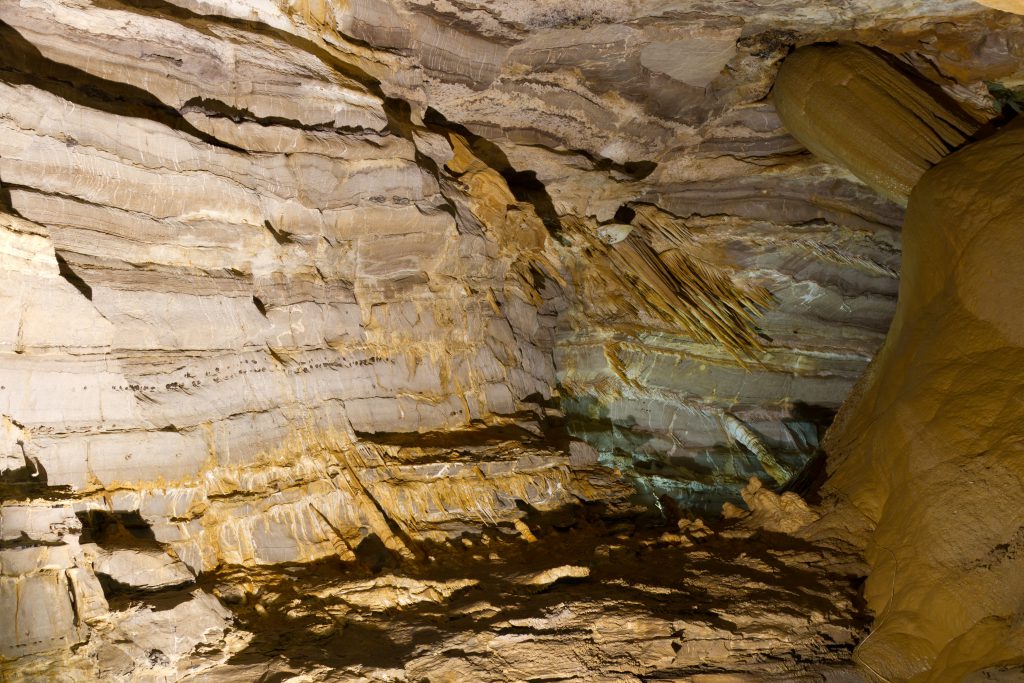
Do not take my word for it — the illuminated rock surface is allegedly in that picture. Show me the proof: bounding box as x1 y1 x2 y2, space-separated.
0 0 1022 680
822 121 1024 681
773 43 980 205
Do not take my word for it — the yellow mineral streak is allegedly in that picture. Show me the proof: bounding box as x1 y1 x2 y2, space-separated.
446 133 565 296
823 122 1024 681
773 43 980 205
561 206 772 365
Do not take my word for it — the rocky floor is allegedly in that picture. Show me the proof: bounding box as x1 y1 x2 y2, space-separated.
5 504 869 682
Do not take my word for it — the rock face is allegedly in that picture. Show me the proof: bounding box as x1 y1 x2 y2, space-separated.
773 43 980 205
13 519 872 682
0 0 1022 679
0 0 636 568
822 121 1024 681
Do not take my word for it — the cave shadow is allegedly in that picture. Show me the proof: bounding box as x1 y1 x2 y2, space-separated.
0 446 72 502
780 401 839 503
0 20 242 152
76 508 159 546
0 172 22 218
829 42 1011 147
422 107 565 236
227 613 419 671
217 503 867 675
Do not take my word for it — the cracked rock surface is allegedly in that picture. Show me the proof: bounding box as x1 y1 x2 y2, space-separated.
9 514 871 682
1 0 1022 680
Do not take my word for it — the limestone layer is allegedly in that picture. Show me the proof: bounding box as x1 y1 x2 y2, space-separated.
0 0 1022 679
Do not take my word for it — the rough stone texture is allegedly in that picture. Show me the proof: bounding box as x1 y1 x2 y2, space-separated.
822 121 1024 682
0 502 102 660
93 549 195 590
0 0 1022 679
0 0 633 578
8 518 871 682
773 43 980 205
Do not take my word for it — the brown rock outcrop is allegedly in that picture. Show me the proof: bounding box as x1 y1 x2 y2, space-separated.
773 43 980 205
823 121 1024 681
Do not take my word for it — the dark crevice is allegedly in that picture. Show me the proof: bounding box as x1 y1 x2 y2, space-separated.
266 345 289 366
252 295 268 316
0 21 244 153
101 582 200 616
76 509 159 546
379 96 467 230
478 130 659 181
96 573 194 603
353 533 399 574
382 97 416 142
611 159 658 179
353 424 542 449
862 43 984 150
737 29 799 58
54 252 93 301
179 96 369 134
975 82 1024 141
422 107 564 236
987 81 1024 119
0 176 23 218
263 220 295 245
612 205 637 224
0 450 73 503
0 534 66 550
779 402 839 503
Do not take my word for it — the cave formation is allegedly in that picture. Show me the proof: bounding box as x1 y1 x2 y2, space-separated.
1 1 1023 681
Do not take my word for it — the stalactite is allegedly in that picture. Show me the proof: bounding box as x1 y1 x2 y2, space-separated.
773 43 981 205
561 206 772 365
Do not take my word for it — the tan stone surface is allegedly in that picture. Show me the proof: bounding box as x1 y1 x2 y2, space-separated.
0 0 1020 679
774 43 980 205
975 0 1024 13
824 122 1024 681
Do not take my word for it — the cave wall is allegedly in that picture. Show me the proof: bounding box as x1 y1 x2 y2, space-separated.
3 0 1021 519
769 35 1024 681
1 0 1023 675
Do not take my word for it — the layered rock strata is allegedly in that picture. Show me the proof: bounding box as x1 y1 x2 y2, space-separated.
0 0 634 661
3 0 1019 518
0 0 1023 679
9 514 871 682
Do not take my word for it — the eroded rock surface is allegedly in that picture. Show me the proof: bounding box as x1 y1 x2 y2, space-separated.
10 518 871 682
773 43 980 205
822 121 1024 681
0 0 1022 679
